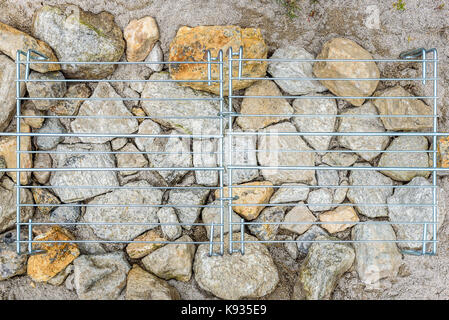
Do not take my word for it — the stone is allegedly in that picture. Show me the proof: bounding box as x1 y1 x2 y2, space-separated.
22 102 44 129
126 265 180 300
270 183 309 204
296 225 328 255
337 103 389 161
373 86 433 131
126 229 167 259
134 119 160 151
313 37 380 106
258 122 316 184
268 46 327 95
281 204 316 235
48 205 81 231
34 118 66 150
347 164 394 218
352 224 402 284
131 107 146 123
157 207 182 240
277 235 299 260
168 188 210 230
145 41 164 72
169 25 267 95
140 72 222 135
49 143 119 203
0 156 5 179
33 153 51 185
50 83 91 116
333 180 349 204
0 176 33 233
248 206 284 241
297 235 355 300
319 206 359 234
84 181 163 241
236 80 293 131
32 5 125 79
73 252 130 300
111 137 128 151
378 136 431 182
71 82 138 144
438 136 449 169
216 181 274 221
201 200 241 238
27 227 80 282
31 187 60 215
47 264 73 286
321 151 358 167
193 139 218 186
307 188 334 212
194 233 279 300
0 230 28 280
142 235 195 282
292 95 337 152
124 16 159 62
0 21 60 73
116 143 148 176
26 71 66 111
316 166 340 187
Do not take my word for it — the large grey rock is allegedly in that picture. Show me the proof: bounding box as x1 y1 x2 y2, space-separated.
49 143 119 203
307 188 334 212
0 177 33 233
84 181 163 241
32 152 52 185
281 204 316 235
194 233 279 300
316 166 340 187
270 183 309 204
347 164 394 218
248 206 284 241
26 71 66 110
157 207 182 240
116 142 148 176
167 188 210 230
296 225 329 255
352 224 402 284
321 151 358 167
71 82 138 144
49 205 81 231
73 252 131 300
145 41 164 72
193 139 218 186
32 5 125 79
201 200 241 239
0 230 28 280
34 118 66 150
337 103 389 161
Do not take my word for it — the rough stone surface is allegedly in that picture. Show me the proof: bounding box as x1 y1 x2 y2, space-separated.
321 151 358 167
48 205 81 231
126 229 166 259
124 16 159 62
34 118 66 150
26 71 66 110
296 225 328 256
47 264 73 286
248 206 284 241
31 187 60 215
281 204 316 235
333 180 349 204
33 153 51 185
145 41 164 72
193 138 218 186
307 188 334 212
201 200 241 238
50 83 91 116
142 235 195 282
22 101 44 129
116 142 148 176
157 207 182 240
169 25 267 95
313 37 380 106
319 206 359 234
0 156 5 180
32 5 125 79
0 230 28 280
168 188 209 230
438 136 449 169
316 167 340 187
270 183 309 204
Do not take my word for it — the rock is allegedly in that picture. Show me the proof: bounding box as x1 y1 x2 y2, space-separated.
258 122 316 184
313 37 380 106
194 233 279 299
248 206 284 241
0 156 5 179
71 82 138 144
281 204 316 235
145 41 164 72
48 205 81 231
140 72 222 135
337 103 389 161
270 183 309 204
116 143 148 176
378 136 430 181
352 224 402 284
49 143 119 203
319 206 359 234
193 139 218 186
32 5 125 79
124 16 159 62
333 180 349 204
134 119 159 151
307 188 334 212
157 207 182 240
26 71 66 111
201 200 241 238
316 166 340 187
0 21 60 73
373 86 433 131
216 181 274 220
126 265 180 300
321 151 358 167
438 136 449 169
142 235 195 282
0 176 34 233
34 118 66 150
84 181 163 241
277 234 299 259
33 153 51 185
111 138 128 151
27 227 80 282
292 95 337 152
22 101 44 129
347 164 394 218
236 80 293 131
169 25 267 95
296 225 328 255
297 235 355 300
31 187 60 215
50 83 91 116
168 188 209 230
126 229 167 259
131 107 146 123
268 46 327 95
73 252 130 300
47 264 73 286
0 230 28 280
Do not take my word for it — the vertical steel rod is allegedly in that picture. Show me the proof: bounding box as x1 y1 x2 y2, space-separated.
15 51 22 254
431 48 438 254
227 46 234 254
218 49 225 255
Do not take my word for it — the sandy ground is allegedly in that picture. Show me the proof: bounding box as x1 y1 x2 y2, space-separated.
0 0 448 300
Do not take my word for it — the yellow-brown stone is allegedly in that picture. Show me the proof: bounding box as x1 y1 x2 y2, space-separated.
124 16 159 62
31 187 60 215
169 25 268 95
27 227 80 282
438 136 449 168
126 229 167 259
319 206 359 234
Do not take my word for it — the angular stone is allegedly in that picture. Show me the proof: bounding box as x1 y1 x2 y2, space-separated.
131 107 146 123
169 25 267 95
296 225 328 255
47 264 73 286
236 80 293 131
352 224 402 284
201 200 241 238
270 183 309 204
73 252 130 300
126 265 180 300
142 235 195 282
27 227 80 282
111 137 128 151
248 206 284 241
0 230 28 280
268 46 327 95
31 187 60 215
48 205 81 231
84 181 163 241
194 233 279 300
50 83 91 116
258 122 316 184
321 151 358 167
33 153 51 185
438 136 449 169
145 41 164 72
337 103 389 161
307 188 334 212
373 86 433 131
126 229 167 259
281 204 316 235
319 206 359 234
0 21 60 73
116 143 148 176
333 180 349 204
168 188 210 230
32 5 125 79
378 136 430 182
193 139 218 186
26 71 66 110
124 16 159 62
22 101 44 129
157 207 182 240
0 156 5 180
313 37 380 106
316 166 340 187
34 118 66 150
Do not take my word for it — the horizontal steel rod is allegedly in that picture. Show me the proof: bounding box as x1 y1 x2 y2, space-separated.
0 132 221 138
19 203 219 208
3 167 224 172
17 60 222 65
233 58 438 62
230 95 437 100
19 97 222 101
232 77 439 81
228 165 441 171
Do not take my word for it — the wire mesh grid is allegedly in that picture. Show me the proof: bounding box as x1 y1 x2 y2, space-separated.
2 46 444 258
